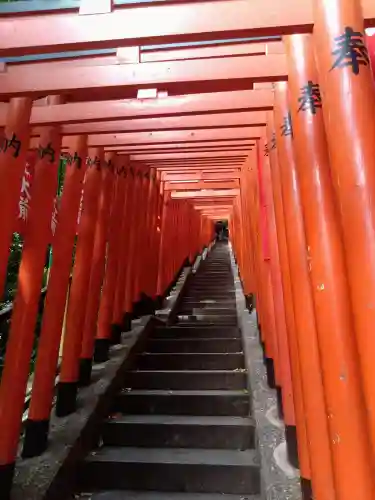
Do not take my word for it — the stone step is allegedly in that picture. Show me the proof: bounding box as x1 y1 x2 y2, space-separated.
187 285 234 290
179 302 237 308
124 370 247 390
184 289 235 293
137 353 245 371
145 338 242 353
111 389 250 417
79 447 260 494
78 491 261 500
102 415 255 449
176 318 238 327
152 326 241 339
180 302 237 308
180 307 237 314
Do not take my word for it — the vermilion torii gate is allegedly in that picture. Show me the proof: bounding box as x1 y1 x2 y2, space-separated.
1 0 375 499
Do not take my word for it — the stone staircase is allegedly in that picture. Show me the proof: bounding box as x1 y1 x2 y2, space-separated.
76 242 261 499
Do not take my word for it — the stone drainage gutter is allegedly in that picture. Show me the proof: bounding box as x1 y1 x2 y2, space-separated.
229 243 302 500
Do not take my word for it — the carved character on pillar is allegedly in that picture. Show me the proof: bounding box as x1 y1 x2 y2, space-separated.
87 155 101 171
270 132 277 150
38 142 55 163
18 164 32 221
331 27 369 75
280 112 293 137
51 196 59 236
116 164 127 177
298 81 322 115
61 151 82 169
0 132 21 157
104 159 114 173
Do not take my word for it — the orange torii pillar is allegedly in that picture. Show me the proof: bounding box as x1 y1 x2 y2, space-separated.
143 171 159 301
179 201 192 267
148 171 162 301
132 168 152 316
286 35 375 498
262 127 295 432
137 168 158 315
56 147 104 416
271 95 310 482
168 201 178 286
190 208 200 263
180 201 189 265
23 136 88 458
122 166 144 329
313 0 375 458
94 158 128 362
239 171 256 309
156 190 171 299
232 200 243 270
79 152 117 386
240 164 254 311
233 198 245 281
0 98 32 306
0 106 61 494
161 199 174 292
256 139 280 391
245 159 268 340
111 157 134 341
251 142 271 364
268 102 334 499
151 175 164 306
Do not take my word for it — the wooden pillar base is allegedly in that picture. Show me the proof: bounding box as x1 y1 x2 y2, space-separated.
122 312 133 332
78 358 93 387
110 324 122 345
265 357 276 388
261 342 267 364
155 295 164 310
285 424 299 469
94 338 111 363
132 300 142 319
245 294 254 313
22 419 50 458
55 382 78 417
300 477 313 500
0 462 15 500
133 293 156 318
276 385 284 420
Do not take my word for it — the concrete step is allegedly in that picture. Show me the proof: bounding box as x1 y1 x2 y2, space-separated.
152 326 241 339
79 447 260 494
145 339 242 353
78 491 261 500
188 283 234 287
124 370 247 390
179 307 237 314
178 307 237 321
176 318 238 327
137 353 245 371
102 415 255 449
112 389 250 417
180 304 237 310
184 291 236 296
179 302 237 309
187 285 234 290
